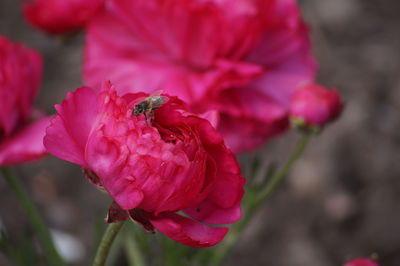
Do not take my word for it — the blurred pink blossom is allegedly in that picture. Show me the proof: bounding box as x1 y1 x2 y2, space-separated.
0 36 50 166
289 83 342 129
344 258 379 266
23 0 104 35
84 0 317 152
44 82 245 247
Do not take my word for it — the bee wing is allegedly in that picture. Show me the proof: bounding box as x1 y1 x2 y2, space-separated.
159 95 169 104
149 90 164 97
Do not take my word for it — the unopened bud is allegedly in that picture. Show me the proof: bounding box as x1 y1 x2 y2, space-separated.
344 258 379 266
290 84 343 132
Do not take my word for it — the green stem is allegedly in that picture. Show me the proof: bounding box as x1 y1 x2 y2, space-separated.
125 232 146 266
92 222 125 266
209 133 310 266
0 167 65 266
256 133 310 204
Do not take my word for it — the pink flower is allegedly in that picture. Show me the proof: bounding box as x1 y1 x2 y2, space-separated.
23 0 104 35
344 258 379 266
84 0 317 153
0 36 50 166
44 82 245 247
289 83 342 129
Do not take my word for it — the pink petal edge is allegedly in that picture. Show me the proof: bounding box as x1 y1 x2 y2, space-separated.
149 212 228 247
184 198 242 224
0 116 51 166
44 87 98 167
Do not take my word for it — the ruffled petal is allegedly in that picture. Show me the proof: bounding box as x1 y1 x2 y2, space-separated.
149 212 228 247
184 115 245 209
0 116 50 166
44 86 98 166
85 129 144 210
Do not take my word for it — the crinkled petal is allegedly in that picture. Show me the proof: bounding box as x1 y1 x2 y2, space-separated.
85 130 144 210
149 212 228 247
185 116 245 209
44 87 98 166
0 116 50 166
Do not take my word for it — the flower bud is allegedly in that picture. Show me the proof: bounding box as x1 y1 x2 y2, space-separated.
290 84 342 131
23 0 104 35
0 36 50 166
344 258 379 266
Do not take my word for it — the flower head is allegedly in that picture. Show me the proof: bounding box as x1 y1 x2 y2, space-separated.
23 0 104 35
344 258 379 266
84 0 317 152
44 82 245 247
0 36 50 166
289 83 343 131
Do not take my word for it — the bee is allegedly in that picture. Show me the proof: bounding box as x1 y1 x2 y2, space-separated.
133 90 169 124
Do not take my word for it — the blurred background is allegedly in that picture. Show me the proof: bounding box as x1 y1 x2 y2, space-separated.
1 0 400 265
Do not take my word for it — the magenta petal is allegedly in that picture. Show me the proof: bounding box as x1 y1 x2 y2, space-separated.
149 212 228 247
184 199 241 225
110 185 144 211
85 130 144 210
44 87 98 166
0 116 51 166
198 110 220 129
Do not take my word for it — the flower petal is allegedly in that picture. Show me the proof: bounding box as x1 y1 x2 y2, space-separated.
149 212 228 247
84 0 263 103
184 198 241 224
215 86 289 152
187 116 245 209
44 86 98 166
85 130 144 210
0 116 50 165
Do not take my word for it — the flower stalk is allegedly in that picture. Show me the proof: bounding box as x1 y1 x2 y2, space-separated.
125 230 146 266
256 133 310 204
92 221 125 266
209 133 311 266
0 167 65 266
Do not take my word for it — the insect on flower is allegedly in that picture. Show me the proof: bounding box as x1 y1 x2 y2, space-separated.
133 90 169 124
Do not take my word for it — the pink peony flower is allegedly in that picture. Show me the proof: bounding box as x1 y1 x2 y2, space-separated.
23 0 104 35
344 258 379 266
44 82 245 247
0 36 50 166
289 83 342 129
84 0 317 152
